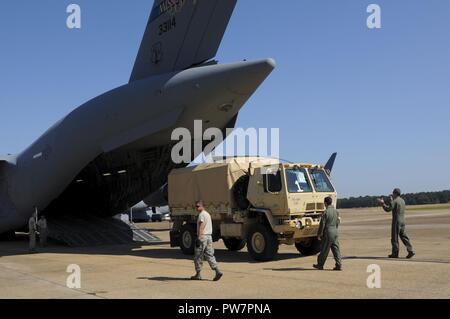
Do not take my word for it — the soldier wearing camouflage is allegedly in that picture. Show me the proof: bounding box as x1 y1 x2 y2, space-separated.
191 201 223 281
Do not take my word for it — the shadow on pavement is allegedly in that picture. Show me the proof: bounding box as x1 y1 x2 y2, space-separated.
343 255 450 265
266 267 339 272
137 276 191 282
0 235 302 264
265 267 317 271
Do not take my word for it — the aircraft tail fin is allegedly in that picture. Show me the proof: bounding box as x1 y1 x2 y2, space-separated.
324 153 337 175
130 0 237 82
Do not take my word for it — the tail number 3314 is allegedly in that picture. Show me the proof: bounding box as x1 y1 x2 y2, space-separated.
159 17 177 36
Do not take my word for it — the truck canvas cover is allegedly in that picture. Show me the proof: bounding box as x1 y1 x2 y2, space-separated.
168 157 279 213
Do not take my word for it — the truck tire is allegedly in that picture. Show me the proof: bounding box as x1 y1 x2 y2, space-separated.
246 224 278 261
295 238 321 256
180 224 196 255
233 175 250 210
223 238 246 251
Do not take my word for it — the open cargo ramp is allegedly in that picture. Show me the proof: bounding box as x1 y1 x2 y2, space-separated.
46 215 161 247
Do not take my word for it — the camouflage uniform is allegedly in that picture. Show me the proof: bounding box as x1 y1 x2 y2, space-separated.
194 235 219 273
383 196 413 255
28 216 37 252
317 205 342 268
37 218 48 247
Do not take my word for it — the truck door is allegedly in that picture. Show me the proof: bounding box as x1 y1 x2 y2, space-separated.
247 165 287 215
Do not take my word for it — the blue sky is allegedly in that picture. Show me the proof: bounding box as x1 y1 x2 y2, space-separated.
0 0 449 197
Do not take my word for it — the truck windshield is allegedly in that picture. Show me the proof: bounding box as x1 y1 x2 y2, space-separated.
309 169 334 192
285 168 312 193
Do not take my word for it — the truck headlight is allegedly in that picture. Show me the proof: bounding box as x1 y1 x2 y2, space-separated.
305 218 312 227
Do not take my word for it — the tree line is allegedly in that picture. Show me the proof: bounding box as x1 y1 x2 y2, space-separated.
337 190 450 209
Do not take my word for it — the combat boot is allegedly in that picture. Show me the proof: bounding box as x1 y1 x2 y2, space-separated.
406 251 415 259
190 272 202 280
313 264 324 270
213 270 223 281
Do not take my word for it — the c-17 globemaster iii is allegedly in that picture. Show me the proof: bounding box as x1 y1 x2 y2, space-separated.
0 0 276 236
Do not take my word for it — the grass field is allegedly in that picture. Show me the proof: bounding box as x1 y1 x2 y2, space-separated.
407 203 450 211
339 203 450 212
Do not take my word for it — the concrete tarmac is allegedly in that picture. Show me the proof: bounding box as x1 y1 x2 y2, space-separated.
1 207 449 299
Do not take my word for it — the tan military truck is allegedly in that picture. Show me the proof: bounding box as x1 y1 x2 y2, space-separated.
168 154 337 261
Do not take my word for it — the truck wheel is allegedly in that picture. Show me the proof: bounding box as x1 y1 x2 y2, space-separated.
223 238 246 251
295 238 321 256
233 175 250 210
246 224 278 261
180 224 196 255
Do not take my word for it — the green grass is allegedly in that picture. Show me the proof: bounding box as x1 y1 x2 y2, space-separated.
407 203 450 211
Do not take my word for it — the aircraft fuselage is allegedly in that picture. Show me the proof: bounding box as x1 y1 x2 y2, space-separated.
0 59 275 233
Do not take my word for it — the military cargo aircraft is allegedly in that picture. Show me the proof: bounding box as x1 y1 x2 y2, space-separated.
0 0 275 235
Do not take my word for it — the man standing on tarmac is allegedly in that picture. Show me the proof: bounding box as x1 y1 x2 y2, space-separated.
377 188 415 259
191 200 223 281
313 197 342 271
28 210 37 253
37 214 48 247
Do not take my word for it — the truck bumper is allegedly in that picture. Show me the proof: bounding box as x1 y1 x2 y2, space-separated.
274 217 321 239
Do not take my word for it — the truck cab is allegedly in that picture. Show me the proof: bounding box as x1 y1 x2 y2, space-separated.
246 163 337 257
